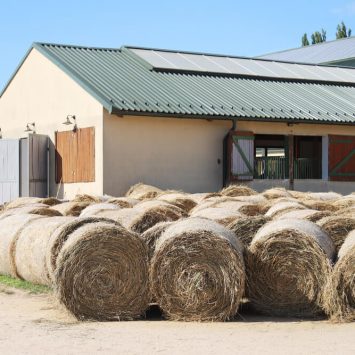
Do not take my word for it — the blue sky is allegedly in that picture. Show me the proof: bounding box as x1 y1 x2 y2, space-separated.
1 0 355 88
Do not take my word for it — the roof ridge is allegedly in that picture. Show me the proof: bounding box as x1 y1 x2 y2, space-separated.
34 41 121 52
256 36 355 58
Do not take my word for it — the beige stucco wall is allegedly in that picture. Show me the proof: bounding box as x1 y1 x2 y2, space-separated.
103 112 355 195
0 48 103 199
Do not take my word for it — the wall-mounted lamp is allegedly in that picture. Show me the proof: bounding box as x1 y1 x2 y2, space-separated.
24 122 36 133
63 115 77 131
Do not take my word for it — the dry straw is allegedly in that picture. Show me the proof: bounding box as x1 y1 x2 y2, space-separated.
301 200 338 212
157 193 197 213
107 197 139 208
246 219 335 317
55 221 149 321
125 183 163 200
262 187 290 199
317 216 355 253
190 206 244 226
72 194 103 203
220 184 257 197
0 214 44 277
15 216 74 285
150 217 245 321
226 216 271 246
324 230 355 322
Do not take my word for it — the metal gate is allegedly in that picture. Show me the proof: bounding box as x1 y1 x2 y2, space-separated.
0 139 20 204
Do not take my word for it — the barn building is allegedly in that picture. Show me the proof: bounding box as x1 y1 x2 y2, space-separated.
0 42 354 202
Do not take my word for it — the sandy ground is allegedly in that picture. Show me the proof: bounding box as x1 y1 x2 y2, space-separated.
0 286 354 355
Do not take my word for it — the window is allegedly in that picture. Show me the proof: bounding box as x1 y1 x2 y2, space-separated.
55 127 95 183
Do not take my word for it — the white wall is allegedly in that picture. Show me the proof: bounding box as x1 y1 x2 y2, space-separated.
0 48 104 199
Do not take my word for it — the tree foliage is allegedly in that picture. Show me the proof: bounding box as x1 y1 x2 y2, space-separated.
311 29 326 44
301 33 309 46
336 21 352 39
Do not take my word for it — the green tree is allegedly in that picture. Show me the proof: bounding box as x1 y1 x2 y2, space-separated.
336 21 352 39
301 33 310 46
311 29 326 44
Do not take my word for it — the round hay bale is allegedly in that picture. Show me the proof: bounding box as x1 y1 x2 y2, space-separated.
79 203 119 217
4 197 44 210
288 190 308 199
151 217 245 321
55 221 149 321
190 206 244 226
209 200 262 217
0 204 52 221
49 201 91 216
262 187 290 199
226 216 271 246
220 184 257 197
264 201 306 219
317 216 355 253
188 193 210 204
141 221 174 260
95 204 185 234
301 199 338 212
125 183 163 200
0 214 44 277
107 197 139 208
157 193 197 213
324 230 355 322
72 194 103 203
307 192 342 201
332 196 355 209
46 217 120 282
246 219 335 317
233 194 267 204
40 197 62 206
333 206 355 217
276 209 332 223
15 216 75 284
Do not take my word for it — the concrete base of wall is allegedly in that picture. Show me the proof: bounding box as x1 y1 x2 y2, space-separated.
245 179 355 195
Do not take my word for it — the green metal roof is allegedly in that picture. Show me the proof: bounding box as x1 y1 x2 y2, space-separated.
2 42 355 125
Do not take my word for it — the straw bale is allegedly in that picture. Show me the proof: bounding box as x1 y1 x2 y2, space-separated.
246 219 334 317
277 209 332 223
226 216 271 246
324 230 355 322
0 214 44 277
55 221 149 321
190 206 244 226
80 203 119 217
4 197 44 210
307 192 342 201
0 204 52 221
46 217 120 282
50 201 91 216
107 197 139 208
265 201 306 219
220 184 257 197
14 216 74 284
301 200 338 212
150 217 245 321
157 193 197 212
317 216 355 253
72 194 103 203
125 183 163 200
262 187 290 199
332 196 355 209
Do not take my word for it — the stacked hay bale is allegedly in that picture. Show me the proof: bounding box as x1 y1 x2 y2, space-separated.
246 219 335 317
50 201 91 216
317 216 355 253
125 183 163 200
324 230 355 322
150 217 245 321
264 201 306 219
220 184 257 197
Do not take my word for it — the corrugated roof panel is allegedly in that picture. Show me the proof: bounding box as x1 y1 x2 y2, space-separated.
5 43 353 125
129 47 355 84
257 36 355 64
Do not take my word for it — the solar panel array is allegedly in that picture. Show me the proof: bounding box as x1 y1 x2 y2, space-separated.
130 47 355 84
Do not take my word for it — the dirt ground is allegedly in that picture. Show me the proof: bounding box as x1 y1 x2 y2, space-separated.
0 286 354 355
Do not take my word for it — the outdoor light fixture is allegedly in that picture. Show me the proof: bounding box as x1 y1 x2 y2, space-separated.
63 115 77 131
24 122 36 133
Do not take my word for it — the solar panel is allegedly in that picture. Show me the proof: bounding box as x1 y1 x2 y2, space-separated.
129 47 355 84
